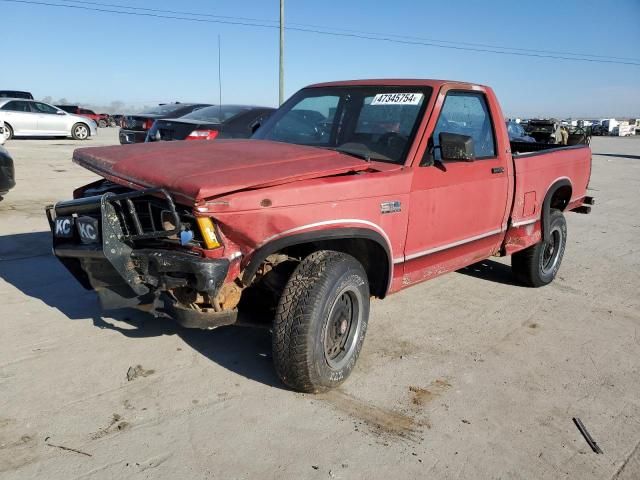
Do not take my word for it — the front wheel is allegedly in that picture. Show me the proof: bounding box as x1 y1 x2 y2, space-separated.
2 123 13 141
512 209 567 287
71 123 89 140
273 251 370 393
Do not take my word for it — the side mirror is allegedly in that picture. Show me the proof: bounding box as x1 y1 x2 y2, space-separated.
439 132 475 162
56 110 66 115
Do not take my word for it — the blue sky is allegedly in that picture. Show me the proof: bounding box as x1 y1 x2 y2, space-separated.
2 0 639 117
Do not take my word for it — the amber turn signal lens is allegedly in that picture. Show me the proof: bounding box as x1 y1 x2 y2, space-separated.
196 217 221 249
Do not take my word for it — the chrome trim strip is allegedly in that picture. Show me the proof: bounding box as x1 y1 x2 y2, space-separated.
511 218 539 227
398 228 503 263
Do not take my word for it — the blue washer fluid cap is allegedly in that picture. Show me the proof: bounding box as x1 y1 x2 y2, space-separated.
180 230 194 245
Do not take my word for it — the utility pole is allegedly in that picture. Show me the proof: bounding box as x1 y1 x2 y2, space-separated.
279 0 284 105
218 34 222 117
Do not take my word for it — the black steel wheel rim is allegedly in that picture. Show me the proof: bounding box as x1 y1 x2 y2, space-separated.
323 288 361 369
541 228 562 274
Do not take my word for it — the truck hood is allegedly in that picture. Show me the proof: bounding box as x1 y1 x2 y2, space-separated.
73 139 370 202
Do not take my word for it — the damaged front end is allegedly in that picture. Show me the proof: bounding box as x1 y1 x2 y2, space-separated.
46 185 241 329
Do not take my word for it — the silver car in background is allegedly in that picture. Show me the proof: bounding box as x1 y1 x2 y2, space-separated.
0 98 97 141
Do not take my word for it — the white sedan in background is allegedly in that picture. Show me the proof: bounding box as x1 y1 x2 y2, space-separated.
0 120 6 145
0 98 97 141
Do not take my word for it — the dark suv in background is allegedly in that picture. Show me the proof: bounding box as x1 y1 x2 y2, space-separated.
119 103 211 144
0 90 34 100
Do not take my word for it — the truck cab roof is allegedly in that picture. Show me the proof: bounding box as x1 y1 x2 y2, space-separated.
308 78 488 90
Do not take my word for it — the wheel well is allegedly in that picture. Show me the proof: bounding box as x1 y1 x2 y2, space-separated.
542 180 572 242
282 238 389 298
245 235 391 299
549 185 572 211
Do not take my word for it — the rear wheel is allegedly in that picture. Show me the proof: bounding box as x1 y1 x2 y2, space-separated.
2 123 13 141
71 123 89 140
273 251 370 393
512 209 567 287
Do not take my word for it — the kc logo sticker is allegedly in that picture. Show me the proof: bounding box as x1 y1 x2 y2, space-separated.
55 217 73 237
78 222 97 240
76 217 100 243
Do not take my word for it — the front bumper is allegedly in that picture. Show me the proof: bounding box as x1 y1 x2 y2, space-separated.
46 189 234 328
119 129 147 144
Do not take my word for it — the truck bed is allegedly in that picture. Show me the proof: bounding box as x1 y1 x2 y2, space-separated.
510 144 591 227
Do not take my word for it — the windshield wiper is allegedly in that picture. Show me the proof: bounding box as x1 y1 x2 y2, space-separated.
333 147 371 162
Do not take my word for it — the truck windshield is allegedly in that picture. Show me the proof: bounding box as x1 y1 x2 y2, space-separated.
253 86 432 164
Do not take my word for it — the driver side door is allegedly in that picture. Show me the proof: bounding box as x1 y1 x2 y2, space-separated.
401 87 510 285
1 100 39 135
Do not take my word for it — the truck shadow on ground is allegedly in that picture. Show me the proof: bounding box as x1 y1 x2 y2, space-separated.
457 259 521 286
0 232 520 388
0 231 281 388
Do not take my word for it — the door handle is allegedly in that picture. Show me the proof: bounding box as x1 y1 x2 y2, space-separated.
491 167 505 174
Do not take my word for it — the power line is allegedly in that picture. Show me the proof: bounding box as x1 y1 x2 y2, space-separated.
55 0 640 63
4 0 640 66
58 0 279 25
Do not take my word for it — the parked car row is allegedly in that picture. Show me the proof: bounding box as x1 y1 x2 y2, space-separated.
119 102 275 144
0 98 97 141
119 102 212 144
0 88 276 145
510 118 592 146
1 90 120 132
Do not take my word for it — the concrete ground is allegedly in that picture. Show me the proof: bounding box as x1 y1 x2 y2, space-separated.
0 130 639 479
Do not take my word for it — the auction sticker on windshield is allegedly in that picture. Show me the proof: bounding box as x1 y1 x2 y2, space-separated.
371 93 423 105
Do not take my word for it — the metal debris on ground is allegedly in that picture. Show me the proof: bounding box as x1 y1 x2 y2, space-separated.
44 437 92 457
573 417 603 454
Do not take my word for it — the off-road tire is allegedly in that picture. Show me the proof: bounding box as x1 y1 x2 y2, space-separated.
273 250 370 393
71 123 89 140
512 209 567 287
2 123 13 141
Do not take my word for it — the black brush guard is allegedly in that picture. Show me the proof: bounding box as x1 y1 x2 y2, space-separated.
46 188 233 328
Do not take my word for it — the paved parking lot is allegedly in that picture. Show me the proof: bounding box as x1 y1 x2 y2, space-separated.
1 130 639 479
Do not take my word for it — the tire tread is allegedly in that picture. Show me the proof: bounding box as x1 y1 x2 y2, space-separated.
273 250 366 393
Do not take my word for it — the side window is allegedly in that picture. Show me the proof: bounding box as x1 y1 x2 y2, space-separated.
432 92 496 161
2 100 32 112
32 102 59 114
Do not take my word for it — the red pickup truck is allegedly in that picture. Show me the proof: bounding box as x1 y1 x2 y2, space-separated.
56 105 109 127
47 79 593 392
